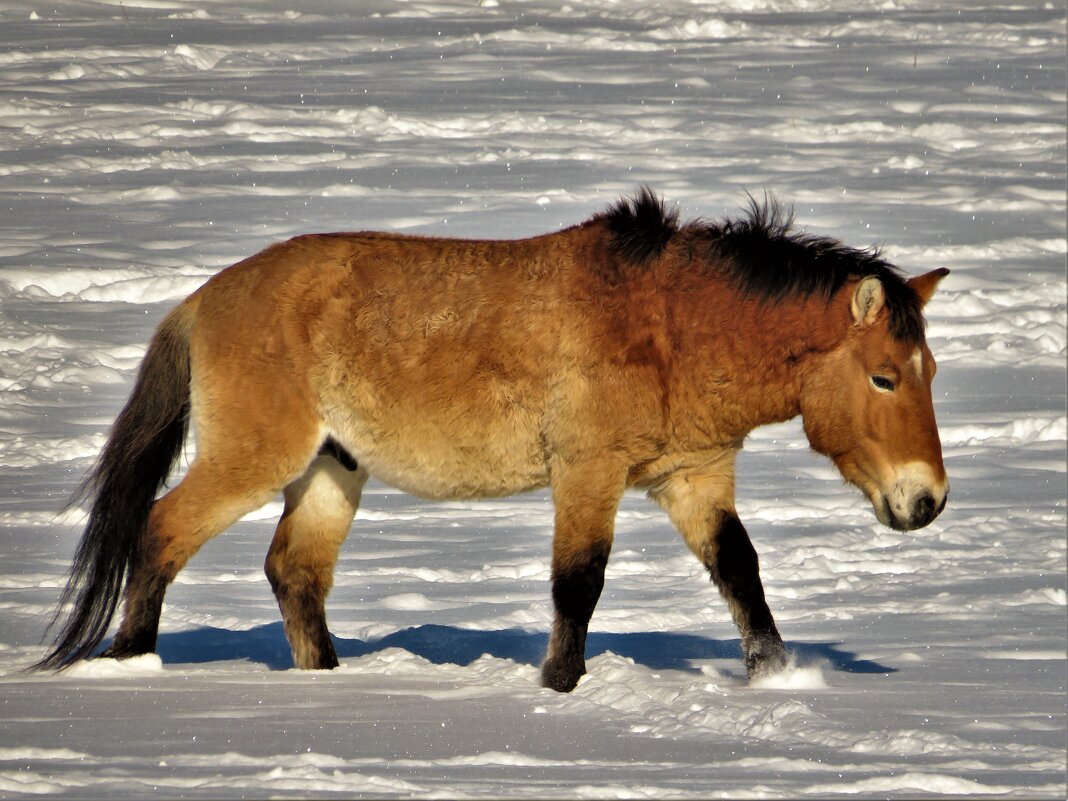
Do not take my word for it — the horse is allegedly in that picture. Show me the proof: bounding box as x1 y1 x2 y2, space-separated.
35 189 949 691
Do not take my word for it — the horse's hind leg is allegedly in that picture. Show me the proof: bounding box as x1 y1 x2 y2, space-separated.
265 447 367 670
103 456 300 659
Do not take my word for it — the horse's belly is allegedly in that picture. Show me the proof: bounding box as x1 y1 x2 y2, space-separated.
348 428 548 500
311 277 559 499
322 388 549 500
361 448 548 500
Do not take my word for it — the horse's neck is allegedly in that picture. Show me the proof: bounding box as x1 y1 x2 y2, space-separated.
664 280 844 442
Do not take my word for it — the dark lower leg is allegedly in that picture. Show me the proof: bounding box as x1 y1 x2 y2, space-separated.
100 518 185 658
541 541 610 692
707 513 787 678
100 467 280 662
265 552 338 670
100 567 169 658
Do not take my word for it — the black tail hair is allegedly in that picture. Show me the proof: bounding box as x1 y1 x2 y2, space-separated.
32 305 193 670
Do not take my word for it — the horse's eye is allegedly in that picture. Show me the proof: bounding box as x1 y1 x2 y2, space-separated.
871 375 896 392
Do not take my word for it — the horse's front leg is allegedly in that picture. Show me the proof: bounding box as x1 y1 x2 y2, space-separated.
651 459 787 680
541 458 627 693
705 511 787 678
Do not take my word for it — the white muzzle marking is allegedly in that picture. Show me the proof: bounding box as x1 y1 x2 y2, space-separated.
879 462 948 531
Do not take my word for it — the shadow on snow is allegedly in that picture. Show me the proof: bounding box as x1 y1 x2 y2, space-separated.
151 623 896 675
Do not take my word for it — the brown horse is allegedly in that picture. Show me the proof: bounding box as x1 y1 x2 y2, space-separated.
37 189 949 690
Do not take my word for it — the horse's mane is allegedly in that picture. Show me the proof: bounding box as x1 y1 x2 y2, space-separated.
602 186 679 265
601 188 926 343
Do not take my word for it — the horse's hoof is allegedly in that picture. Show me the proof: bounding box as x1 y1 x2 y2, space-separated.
99 641 152 661
295 654 339 670
541 657 584 692
745 638 789 680
291 641 340 670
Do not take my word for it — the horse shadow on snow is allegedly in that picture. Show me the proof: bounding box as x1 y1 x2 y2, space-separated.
152 623 895 676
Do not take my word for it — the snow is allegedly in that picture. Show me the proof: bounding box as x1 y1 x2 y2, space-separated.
0 0 1064 798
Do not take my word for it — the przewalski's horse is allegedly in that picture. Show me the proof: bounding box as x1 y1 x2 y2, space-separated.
37 189 949 690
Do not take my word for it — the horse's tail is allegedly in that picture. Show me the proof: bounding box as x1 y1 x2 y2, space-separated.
33 300 197 671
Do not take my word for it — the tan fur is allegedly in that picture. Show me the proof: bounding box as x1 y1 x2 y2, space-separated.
647 451 738 558
801 273 949 525
102 215 948 677
172 227 677 509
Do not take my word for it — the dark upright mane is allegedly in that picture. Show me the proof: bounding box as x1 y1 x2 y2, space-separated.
600 189 925 342
601 186 680 266
696 195 925 342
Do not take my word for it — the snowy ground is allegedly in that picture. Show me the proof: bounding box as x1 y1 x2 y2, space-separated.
0 0 1065 798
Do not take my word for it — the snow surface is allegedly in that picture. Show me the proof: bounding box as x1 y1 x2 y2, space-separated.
0 0 1065 798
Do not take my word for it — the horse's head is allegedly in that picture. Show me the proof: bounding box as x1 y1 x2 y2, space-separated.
801 268 950 531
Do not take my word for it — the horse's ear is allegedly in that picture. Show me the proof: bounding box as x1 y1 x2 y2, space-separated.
850 276 885 327
907 268 950 307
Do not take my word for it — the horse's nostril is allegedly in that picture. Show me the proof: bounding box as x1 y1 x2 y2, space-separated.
913 493 936 526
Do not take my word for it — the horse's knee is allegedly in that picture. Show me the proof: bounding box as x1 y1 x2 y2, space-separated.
264 512 337 604
551 540 611 622
705 512 760 591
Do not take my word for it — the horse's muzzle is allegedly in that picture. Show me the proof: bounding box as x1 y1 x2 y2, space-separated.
882 488 948 531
